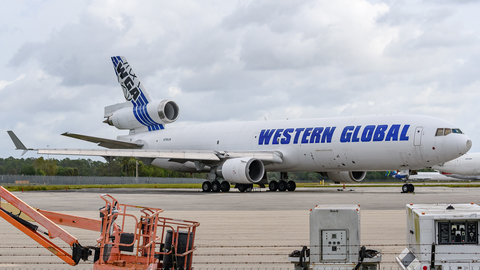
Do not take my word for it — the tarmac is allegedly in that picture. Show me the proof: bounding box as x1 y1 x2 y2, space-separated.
1 185 479 269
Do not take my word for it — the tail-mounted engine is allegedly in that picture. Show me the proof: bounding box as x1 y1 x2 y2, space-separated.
323 171 366 183
216 158 265 184
104 99 179 131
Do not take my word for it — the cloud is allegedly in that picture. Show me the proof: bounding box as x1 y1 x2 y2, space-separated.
0 74 25 91
2 0 480 160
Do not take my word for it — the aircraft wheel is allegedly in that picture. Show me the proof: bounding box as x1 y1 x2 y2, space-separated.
278 180 287 192
269 180 278 192
287 181 296 191
202 181 212 192
408 184 415 193
238 184 246 192
220 181 230 192
211 180 221 192
402 184 409 193
246 184 253 192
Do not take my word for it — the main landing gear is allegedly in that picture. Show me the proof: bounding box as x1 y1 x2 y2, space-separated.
268 172 296 192
202 180 231 193
402 183 415 193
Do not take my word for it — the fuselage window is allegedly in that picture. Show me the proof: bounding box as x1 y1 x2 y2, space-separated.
435 128 444 136
444 128 452 135
452 128 463 134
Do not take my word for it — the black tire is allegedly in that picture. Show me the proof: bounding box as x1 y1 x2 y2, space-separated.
278 180 287 192
202 181 212 192
211 180 221 192
408 184 415 193
238 184 246 192
220 181 230 192
402 184 409 193
287 181 296 191
269 180 278 192
246 184 253 192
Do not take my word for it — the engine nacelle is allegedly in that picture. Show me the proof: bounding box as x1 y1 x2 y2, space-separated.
105 99 179 130
325 171 366 183
216 158 265 184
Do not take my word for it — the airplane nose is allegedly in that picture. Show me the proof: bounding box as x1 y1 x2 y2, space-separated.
458 138 472 154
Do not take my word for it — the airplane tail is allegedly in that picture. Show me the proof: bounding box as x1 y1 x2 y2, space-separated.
105 56 180 132
111 56 153 104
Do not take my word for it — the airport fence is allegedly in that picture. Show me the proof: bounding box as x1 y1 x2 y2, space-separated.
0 174 205 185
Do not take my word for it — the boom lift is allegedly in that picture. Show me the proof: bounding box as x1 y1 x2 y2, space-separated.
0 186 199 269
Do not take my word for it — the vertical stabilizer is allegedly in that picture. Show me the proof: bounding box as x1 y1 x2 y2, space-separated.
111 56 153 104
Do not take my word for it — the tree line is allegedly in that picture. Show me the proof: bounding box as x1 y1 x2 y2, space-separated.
0 156 393 181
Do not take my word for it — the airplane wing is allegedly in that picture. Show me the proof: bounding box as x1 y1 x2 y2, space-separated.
7 131 283 164
61 132 143 149
36 149 283 163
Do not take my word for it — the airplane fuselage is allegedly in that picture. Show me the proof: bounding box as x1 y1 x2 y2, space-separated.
128 114 472 173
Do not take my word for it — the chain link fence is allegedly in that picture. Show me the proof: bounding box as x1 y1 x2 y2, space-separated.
0 175 204 185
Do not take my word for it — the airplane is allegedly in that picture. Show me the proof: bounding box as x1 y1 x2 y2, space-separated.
433 152 480 180
7 56 473 193
388 152 480 193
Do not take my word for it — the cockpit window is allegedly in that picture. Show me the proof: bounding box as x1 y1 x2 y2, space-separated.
435 128 463 136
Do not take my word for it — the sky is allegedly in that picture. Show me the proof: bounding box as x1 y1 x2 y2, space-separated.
1 0 480 160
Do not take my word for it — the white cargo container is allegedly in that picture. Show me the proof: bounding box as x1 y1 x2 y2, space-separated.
396 203 480 270
290 205 381 270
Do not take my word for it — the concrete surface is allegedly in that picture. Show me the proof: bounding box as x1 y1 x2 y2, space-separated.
1 185 479 269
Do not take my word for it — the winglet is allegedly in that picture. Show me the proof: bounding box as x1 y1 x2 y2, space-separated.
7 131 30 156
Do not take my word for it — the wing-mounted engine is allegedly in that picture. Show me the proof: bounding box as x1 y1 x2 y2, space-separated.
104 99 179 131
216 157 265 184
323 171 366 183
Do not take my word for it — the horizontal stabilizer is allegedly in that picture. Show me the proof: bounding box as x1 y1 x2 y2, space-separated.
7 131 32 156
62 132 143 149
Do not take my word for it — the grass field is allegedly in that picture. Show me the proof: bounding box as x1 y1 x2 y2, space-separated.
1 181 480 192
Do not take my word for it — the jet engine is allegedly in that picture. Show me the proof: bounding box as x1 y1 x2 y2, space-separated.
105 99 179 130
216 158 265 184
324 171 366 183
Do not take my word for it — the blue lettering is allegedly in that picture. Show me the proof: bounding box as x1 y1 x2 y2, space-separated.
322 127 336 143
259 129 276 145
400 125 410 141
361 125 375 142
310 127 324 143
373 125 388 142
340 126 354 143
352 126 361 142
385 125 400 141
301 128 313 144
293 128 305 144
272 129 284 145
281 128 294 144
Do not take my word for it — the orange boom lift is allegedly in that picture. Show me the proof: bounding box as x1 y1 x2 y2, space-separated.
0 186 199 269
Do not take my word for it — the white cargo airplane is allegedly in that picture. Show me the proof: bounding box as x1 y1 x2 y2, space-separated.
433 152 480 180
7 56 473 193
